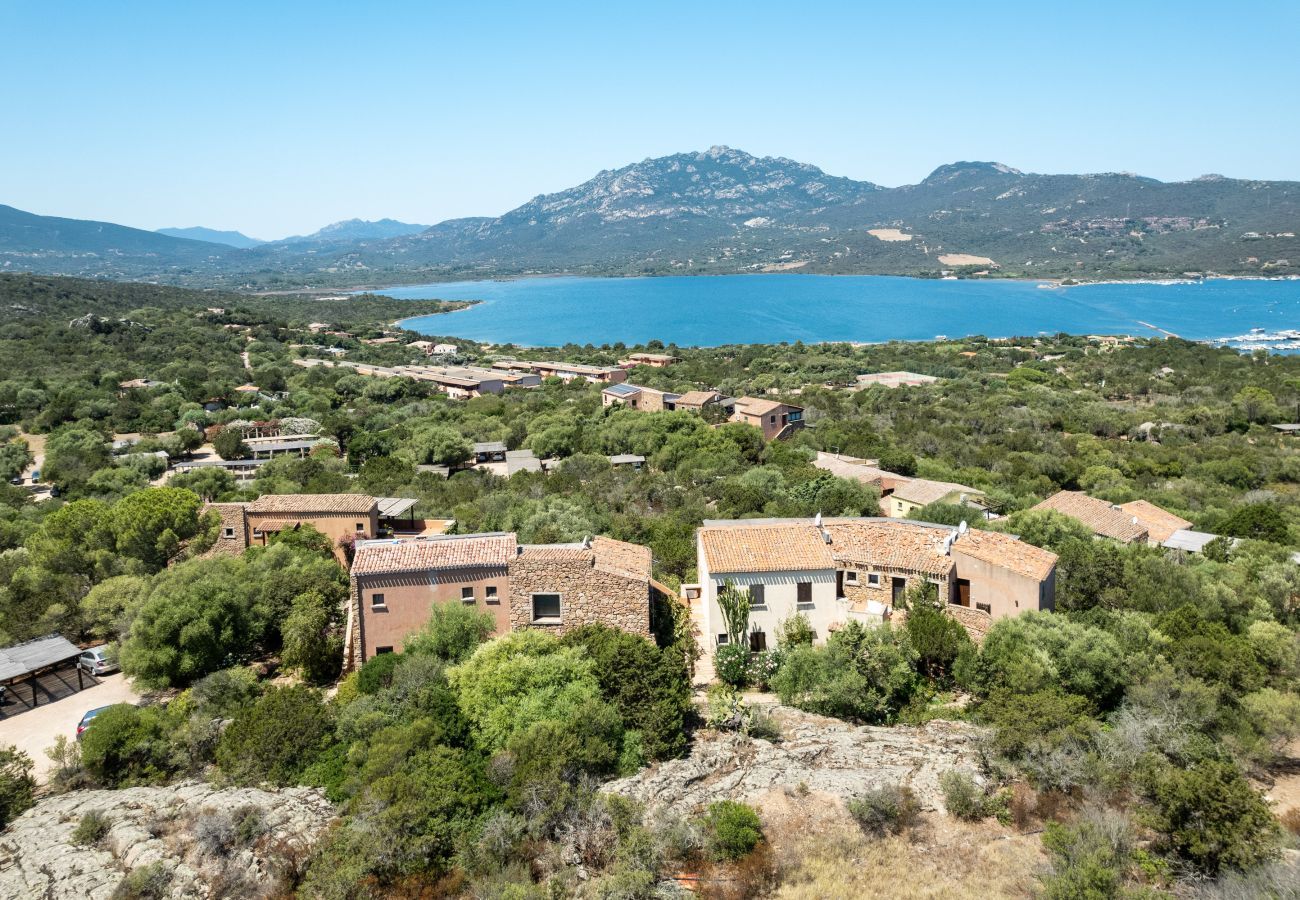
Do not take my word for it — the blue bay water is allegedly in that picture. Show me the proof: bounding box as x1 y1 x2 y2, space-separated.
379 274 1300 347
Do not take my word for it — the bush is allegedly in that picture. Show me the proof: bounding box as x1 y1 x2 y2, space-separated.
846 783 921 837
0 745 35 828
702 800 763 861
939 770 987 821
71 809 112 846
1039 806 1135 900
216 685 335 786
79 704 180 787
1139 758 1280 875
770 622 918 724
904 599 971 682
749 649 782 690
775 613 816 648
281 590 342 684
714 643 751 688
110 862 172 900
355 651 402 694
189 667 262 720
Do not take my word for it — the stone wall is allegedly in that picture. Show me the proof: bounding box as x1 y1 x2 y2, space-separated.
202 503 249 557
507 555 651 637
944 603 993 641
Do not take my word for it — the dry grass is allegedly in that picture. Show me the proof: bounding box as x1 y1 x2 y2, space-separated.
868 228 914 242
751 786 1046 899
938 253 996 267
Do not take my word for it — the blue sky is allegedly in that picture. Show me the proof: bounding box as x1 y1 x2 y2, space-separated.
2 0 1297 238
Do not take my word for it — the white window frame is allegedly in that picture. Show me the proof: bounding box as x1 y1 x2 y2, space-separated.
716 633 730 646
867 573 881 586
223 527 235 539
485 585 499 603
845 570 859 585
461 586 476 604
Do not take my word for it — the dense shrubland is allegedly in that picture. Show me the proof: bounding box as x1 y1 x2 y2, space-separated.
2 274 1299 894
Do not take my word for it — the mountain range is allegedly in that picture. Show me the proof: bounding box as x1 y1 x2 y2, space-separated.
156 226 265 248
2 146 1297 287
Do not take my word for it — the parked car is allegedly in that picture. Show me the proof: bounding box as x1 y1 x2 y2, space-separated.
76 705 113 739
78 645 118 677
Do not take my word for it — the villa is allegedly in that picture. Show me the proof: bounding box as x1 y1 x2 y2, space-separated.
346 532 663 667
731 397 804 440
1031 491 1149 543
689 517 1057 656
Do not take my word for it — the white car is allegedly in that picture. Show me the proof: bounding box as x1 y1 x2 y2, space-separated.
77 646 119 677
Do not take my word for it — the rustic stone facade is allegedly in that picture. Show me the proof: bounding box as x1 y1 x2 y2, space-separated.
202 502 249 557
507 549 652 638
943 603 994 641
839 564 951 610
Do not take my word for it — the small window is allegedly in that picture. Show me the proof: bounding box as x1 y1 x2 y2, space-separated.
716 633 730 645
371 592 386 611
356 522 365 533
532 593 562 622
748 584 765 608
797 582 813 606
461 586 475 603
976 602 992 615
867 573 881 586
845 570 859 585
769 415 776 424
485 585 499 603
223 527 235 539
375 646 393 655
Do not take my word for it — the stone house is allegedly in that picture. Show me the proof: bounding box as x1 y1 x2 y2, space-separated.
602 383 677 411
692 517 1057 662
203 493 417 565
730 397 804 440
346 532 660 669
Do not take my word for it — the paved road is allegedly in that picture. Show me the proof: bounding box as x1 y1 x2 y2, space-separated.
0 673 139 782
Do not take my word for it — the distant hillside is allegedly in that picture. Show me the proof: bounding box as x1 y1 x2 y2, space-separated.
0 204 233 277
2 148 1297 285
157 226 264 248
275 218 429 244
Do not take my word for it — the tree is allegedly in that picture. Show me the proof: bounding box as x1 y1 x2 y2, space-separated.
561 624 691 760
410 425 472 466
877 448 917 477
1219 503 1290 544
107 487 204 571
281 589 342 684
447 630 606 752
0 745 35 828
169 466 236 501
404 602 497 663
903 596 972 682
42 426 110 494
78 704 180 787
119 557 257 688
212 427 250 460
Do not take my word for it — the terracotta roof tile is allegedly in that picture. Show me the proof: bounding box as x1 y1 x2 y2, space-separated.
733 396 795 417
675 390 721 407
352 533 516 576
248 493 377 515
951 530 1058 581
891 478 984 507
823 520 954 576
699 522 835 573
1118 500 1193 543
1031 491 1148 543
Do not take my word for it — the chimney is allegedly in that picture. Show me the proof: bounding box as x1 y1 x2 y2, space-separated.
581 535 592 549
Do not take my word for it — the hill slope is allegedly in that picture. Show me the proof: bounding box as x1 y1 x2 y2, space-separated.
2 148 1297 285
156 226 264 248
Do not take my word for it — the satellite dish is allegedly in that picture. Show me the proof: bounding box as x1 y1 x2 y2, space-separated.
958 521 969 535
814 512 823 527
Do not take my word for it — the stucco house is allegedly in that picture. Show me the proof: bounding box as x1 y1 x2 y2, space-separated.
346 532 661 668
601 383 678 411
731 397 804 440
692 517 1057 659
203 493 419 564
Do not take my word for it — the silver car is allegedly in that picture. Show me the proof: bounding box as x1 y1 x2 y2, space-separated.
77 646 118 677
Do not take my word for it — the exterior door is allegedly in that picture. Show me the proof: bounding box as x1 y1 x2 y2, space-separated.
891 577 906 603
956 579 972 607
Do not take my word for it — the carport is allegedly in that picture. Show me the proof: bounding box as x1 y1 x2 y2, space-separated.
0 634 86 710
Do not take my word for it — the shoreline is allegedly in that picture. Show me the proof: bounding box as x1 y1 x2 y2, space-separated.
348 269 1300 300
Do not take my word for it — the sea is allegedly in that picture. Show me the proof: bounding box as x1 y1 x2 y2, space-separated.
379 274 1300 350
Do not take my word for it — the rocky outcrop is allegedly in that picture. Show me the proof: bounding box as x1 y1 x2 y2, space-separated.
0 782 335 899
605 706 986 813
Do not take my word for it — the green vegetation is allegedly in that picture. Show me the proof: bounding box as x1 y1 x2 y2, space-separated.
4 274 1300 895
0 745 35 828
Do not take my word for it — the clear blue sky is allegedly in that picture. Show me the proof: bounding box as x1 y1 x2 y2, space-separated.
2 0 1297 239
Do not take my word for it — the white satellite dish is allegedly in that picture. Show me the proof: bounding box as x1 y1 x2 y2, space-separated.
958 520 969 535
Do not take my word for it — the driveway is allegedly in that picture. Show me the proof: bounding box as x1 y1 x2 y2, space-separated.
0 673 139 782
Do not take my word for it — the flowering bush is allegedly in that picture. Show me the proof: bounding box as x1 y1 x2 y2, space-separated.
715 643 751 688
749 649 783 691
